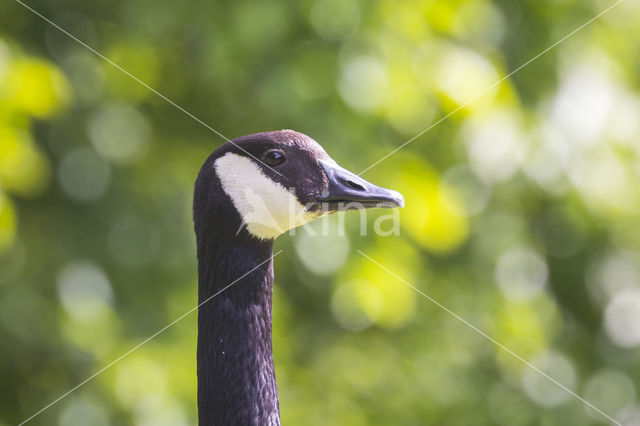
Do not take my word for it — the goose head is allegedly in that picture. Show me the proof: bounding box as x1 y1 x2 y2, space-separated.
194 130 404 241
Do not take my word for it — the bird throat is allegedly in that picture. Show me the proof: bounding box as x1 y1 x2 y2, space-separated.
196 238 281 426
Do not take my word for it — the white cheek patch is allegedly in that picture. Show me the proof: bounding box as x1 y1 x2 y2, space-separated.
214 152 319 239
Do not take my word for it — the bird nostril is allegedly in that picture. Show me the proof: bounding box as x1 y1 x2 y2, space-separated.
346 179 365 191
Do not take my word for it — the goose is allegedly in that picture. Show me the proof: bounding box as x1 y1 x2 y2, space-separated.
193 130 404 425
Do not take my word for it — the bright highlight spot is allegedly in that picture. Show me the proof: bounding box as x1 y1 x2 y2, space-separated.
436 45 498 106
88 103 151 164
335 240 418 329
338 56 388 112
587 251 639 305
604 288 640 348
464 110 527 183
582 369 635 420
0 125 50 197
385 156 468 253
57 261 114 322
59 397 109 426
551 66 616 147
115 358 167 406
1 58 71 117
331 280 380 331
295 217 350 276
495 246 548 302
58 147 111 201
522 351 576 407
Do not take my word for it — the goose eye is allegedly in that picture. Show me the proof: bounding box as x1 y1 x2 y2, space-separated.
264 150 285 166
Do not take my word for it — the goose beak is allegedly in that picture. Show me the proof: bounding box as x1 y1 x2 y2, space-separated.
316 159 405 211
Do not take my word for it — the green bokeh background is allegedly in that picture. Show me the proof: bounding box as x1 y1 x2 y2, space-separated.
1 0 640 424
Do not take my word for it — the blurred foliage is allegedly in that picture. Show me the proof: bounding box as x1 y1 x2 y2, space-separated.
1 0 640 425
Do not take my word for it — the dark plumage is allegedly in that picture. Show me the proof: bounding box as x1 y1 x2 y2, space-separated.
193 130 403 425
